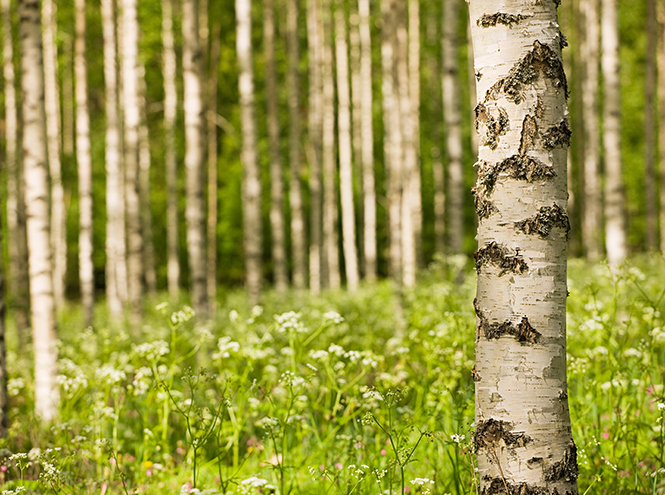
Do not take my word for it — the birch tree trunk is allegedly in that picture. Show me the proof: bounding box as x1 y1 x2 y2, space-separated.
19 0 59 421
183 0 208 316
408 0 422 265
138 61 157 296
396 0 416 287
0 217 8 437
75 0 94 325
121 0 144 316
162 0 180 302
469 1 578 492
264 0 287 291
307 0 323 293
432 147 445 254
207 22 221 313
600 0 627 266
236 0 262 304
644 0 657 251
287 0 307 289
2 0 30 340
42 0 66 309
102 0 127 316
381 0 402 281
322 0 340 289
335 5 360 291
442 0 464 254
358 0 376 281
62 38 74 157
580 0 602 260
659 1 665 255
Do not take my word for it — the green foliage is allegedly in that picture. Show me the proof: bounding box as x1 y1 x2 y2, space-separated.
2 256 665 493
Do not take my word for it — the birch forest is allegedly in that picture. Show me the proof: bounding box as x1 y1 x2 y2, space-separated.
0 0 664 493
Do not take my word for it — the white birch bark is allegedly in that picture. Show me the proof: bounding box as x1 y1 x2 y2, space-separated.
2 0 30 338
469 1 578 492
442 0 464 254
432 147 445 254
358 0 376 281
335 6 360 291
62 38 74 157
408 0 422 265
264 0 287 291
381 0 402 280
42 0 66 308
600 0 627 266
138 61 156 296
121 0 144 315
580 0 602 260
322 0 340 289
19 0 59 421
644 0 657 250
287 0 307 289
183 0 208 316
207 22 221 313
75 0 94 325
102 0 127 316
307 0 323 293
659 1 665 255
162 0 180 302
236 0 262 304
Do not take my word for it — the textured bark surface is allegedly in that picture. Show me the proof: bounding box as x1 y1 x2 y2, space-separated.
103 0 127 316
443 0 464 254
75 0 95 325
600 0 627 266
580 0 602 260
287 0 306 290
183 0 208 317
42 0 66 309
322 0 340 289
162 0 180 302
236 0 262 304
358 0 376 281
469 1 578 493
121 0 144 317
307 0 323 294
264 0 287 292
2 0 30 339
19 0 59 421
335 6 360 291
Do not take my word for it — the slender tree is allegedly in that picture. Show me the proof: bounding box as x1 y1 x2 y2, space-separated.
307 0 323 293
264 0 288 291
358 0 376 281
408 0 422 264
443 0 464 254
469 1 578 492
102 0 127 316
162 0 180 302
19 0 59 421
0 215 8 437
121 0 144 316
432 147 445 254
659 0 665 255
322 0 340 289
335 4 360 291
42 0 66 308
62 37 74 157
645 0 657 250
236 0 262 304
601 0 627 266
75 0 95 325
2 0 30 340
287 0 307 289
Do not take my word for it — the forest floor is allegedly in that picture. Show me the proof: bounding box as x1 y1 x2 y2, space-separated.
1 254 664 494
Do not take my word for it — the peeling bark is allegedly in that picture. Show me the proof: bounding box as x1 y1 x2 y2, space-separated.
474 242 528 275
477 13 530 28
515 204 570 239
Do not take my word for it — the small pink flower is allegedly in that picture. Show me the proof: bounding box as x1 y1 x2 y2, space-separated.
646 385 654 395
602 432 610 439
146 469 152 476
109 458 116 465
0 466 7 472
319 464 325 471
335 463 343 469
380 449 387 456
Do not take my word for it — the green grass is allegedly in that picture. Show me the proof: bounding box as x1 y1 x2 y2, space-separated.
1 255 664 494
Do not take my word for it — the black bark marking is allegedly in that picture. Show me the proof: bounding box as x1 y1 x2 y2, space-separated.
515 203 570 239
480 478 565 495
475 242 528 275
558 31 568 49
477 305 542 343
485 40 568 105
545 442 579 483
542 120 572 149
477 13 530 28
475 103 510 149
475 418 532 453
535 97 544 118
519 115 539 155
474 194 499 220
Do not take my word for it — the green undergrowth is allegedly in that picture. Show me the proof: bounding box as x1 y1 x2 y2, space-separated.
1 254 665 494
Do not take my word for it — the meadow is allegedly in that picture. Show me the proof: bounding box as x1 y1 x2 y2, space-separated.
1 255 664 494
